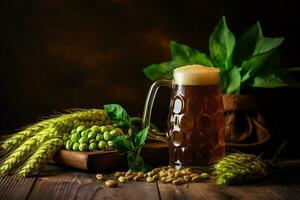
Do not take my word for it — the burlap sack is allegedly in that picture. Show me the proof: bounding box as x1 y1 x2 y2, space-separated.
223 95 270 152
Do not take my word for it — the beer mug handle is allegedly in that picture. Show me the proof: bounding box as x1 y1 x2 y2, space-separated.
142 79 172 129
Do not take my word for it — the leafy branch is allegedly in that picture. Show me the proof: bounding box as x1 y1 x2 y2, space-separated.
104 104 152 171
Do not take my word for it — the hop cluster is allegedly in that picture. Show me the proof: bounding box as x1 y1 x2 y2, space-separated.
64 125 124 151
214 153 268 185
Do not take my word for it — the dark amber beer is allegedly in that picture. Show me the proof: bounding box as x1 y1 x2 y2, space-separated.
142 65 225 167
167 65 225 166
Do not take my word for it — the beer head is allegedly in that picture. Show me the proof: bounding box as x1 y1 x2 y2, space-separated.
173 65 220 85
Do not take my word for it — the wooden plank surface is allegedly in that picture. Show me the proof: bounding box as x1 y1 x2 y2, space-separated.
27 165 160 200
0 175 37 200
158 182 300 200
221 185 300 200
0 163 300 200
158 182 224 200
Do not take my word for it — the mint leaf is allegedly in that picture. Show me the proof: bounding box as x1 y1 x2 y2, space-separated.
104 104 131 127
224 66 241 94
253 37 284 55
209 16 236 70
170 41 213 66
233 22 263 65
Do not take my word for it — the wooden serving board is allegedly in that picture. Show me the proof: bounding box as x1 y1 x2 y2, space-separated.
54 142 169 172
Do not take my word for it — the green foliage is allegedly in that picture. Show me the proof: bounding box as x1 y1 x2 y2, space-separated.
209 16 235 70
143 16 295 94
113 127 151 172
104 104 132 127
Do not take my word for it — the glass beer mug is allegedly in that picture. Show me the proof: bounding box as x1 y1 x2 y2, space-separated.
142 65 225 167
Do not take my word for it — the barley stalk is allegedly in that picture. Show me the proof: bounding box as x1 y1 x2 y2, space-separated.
0 127 59 176
18 138 63 177
0 119 55 152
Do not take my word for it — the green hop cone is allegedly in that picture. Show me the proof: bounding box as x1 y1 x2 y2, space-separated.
103 131 112 141
71 128 77 135
79 143 88 151
110 128 124 137
100 126 109 133
88 131 97 140
76 125 87 134
79 137 89 144
96 133 104 141
62 133 69 141
214 153 268 185
65 140 74 150
89 143 98 151
72 142 79 151
89 139 98 144
81 130 89 138
90 125 101 133
71 132 81 142
107 141 114 148
100 125 114 133
200 173 210 180
98 140 107 150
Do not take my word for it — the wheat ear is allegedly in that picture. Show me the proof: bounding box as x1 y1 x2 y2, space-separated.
0 127 59 176
18 137 63 177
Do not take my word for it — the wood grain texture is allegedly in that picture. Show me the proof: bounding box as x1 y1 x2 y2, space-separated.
28 165 160 200
1 161 300 200
221 185 300 200
158 182 224 200
158 181 300 200
0 175 37 200
54 142 169 171
54 150 127 171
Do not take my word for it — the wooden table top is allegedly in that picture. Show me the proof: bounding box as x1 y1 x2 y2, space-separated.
1 162 300 200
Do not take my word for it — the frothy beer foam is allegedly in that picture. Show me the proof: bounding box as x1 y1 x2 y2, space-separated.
173 65 220 85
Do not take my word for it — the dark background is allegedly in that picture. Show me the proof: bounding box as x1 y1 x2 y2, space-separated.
1 0 299 156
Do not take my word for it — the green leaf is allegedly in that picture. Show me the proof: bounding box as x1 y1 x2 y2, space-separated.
143 60 184 81
251 73 289 88
133 126 149 147
240 50 279 83
170 41 213 66
104 104 131 127
113 136 134 153
143 41 214 81
233 22 263 65
209 16 236 70
253 37 284 55
223 66 241 94
127 153 152 172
